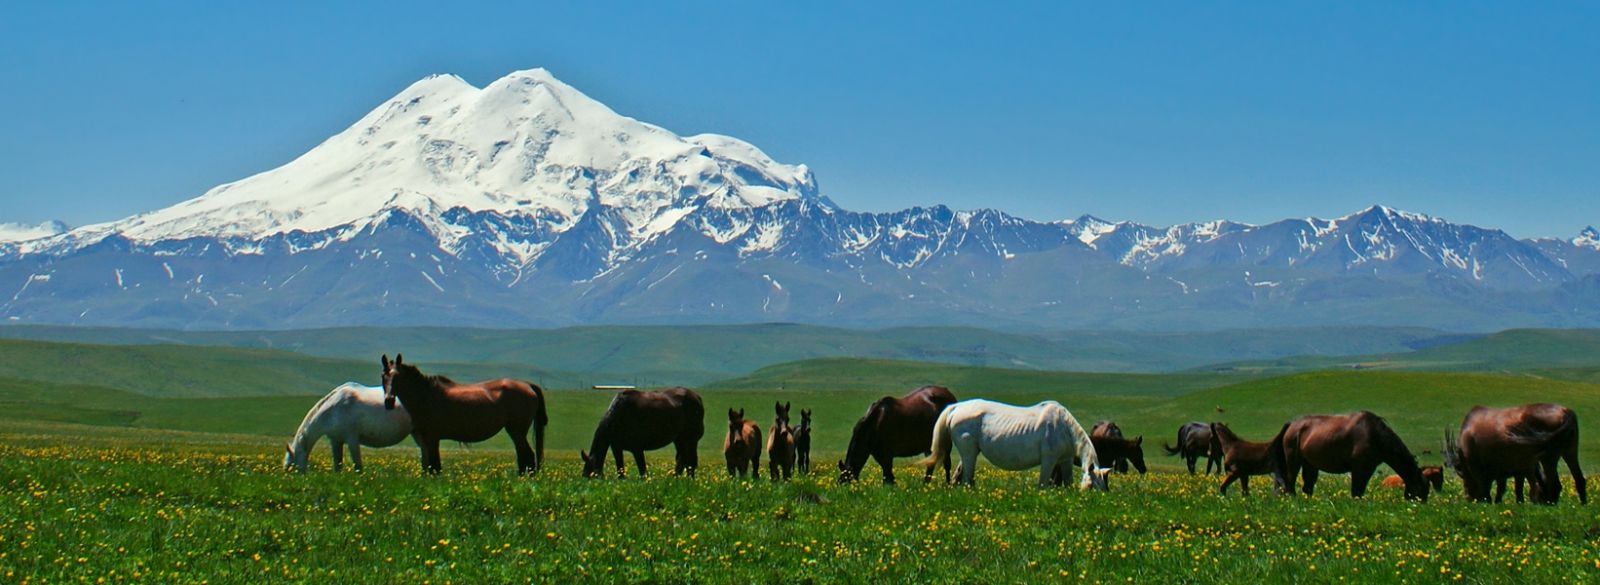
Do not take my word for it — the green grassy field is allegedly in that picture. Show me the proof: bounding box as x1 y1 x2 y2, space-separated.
5 332 1600 583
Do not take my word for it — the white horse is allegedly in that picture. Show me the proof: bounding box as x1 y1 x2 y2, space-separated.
284 383 413 473
925 399 1110 489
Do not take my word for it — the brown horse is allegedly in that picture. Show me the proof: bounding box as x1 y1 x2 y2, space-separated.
580 387 705 479
1212 422 1285 496
1091 421 1130 473
379 354 547 475
795 408 813 475
723 408 762 479
838 385 958 484
767 401 797 481
1444 403 1586 504
1084 435 1147 475
1272 411 1428 501
1163 421 1223 475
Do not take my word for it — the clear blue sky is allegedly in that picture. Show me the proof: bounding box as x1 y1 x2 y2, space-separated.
2 2 1596 238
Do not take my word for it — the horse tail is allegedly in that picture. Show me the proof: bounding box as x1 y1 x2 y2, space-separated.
530 381 548 470
1163 424 1188 455
919 405 954 470
1267 422 1291 487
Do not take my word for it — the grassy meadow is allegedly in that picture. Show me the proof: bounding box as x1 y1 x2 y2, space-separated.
4 330 1600 583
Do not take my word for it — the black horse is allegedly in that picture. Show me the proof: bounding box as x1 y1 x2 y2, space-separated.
580 387 705 478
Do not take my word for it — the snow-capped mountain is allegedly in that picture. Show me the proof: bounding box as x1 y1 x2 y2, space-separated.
1 69 1596 330
0 221 69 244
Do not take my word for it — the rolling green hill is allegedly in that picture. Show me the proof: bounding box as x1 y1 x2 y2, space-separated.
0 323 1456 384
1203 328 1600 377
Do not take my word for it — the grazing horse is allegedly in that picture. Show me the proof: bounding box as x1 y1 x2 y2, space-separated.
1444 403 1586 505
1092 421 1130 473
1212 422 1285 496
924 399 1111 490
1272 411 1428 501
284 383 412 473
838 385 959 484
795 409 813 475
723 408 762 479
381 355 548 475
1164 422 1223 475
581 387 705 479
767 402 798 481
1088 435 1147 475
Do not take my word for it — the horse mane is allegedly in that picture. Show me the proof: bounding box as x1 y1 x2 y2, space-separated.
429 374 457 387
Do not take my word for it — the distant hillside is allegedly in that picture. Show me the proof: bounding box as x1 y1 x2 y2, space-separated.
1201 329 1600 378
0 323 1456 383
0 339 582 397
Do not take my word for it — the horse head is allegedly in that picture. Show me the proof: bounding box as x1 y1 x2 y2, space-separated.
1088 467 1112 491
728 408 746 436
774 401 791 425
283 443 302 473
380 354 402 410
799 409 812 433
1127 436 1148 474
580 449 604 479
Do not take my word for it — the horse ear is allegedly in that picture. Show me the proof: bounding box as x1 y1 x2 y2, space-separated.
395 353 403 365
738 408 745 417
785 401 791 413
728 408 737 419
381 354 390 367
1134 436 1143 446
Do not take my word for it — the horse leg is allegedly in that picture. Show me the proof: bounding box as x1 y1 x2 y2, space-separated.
632 450 648 478
1219 470 1239 495
1186 454 1197 475
1302 467 1320 497
1278 458 1299 496
611 446 626 478
1563 444 1588 504
509 428 535 475
876 453 896 485
331 440 345 473
1539 456 1562 505
675 440 699 478
348 441 364 473
422 437 443 474
1497 477 1510 503
1349 466 1374 498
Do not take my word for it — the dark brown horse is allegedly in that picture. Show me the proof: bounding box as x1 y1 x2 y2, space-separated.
838 385 958 484
380 354 547 475
767 401 797 481
1272 411 1428 501
795 408 813 475
1164 421 1222 475
1444 403 1586 504
580 387 705 479
723 408 762 479
1091 421 1130 473
1083 435 1147 474
1212 422 1285 496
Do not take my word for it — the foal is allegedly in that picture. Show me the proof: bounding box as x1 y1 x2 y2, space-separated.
795 409 813 475
1212 422 1284 496
724 408 762 479
767 402 798 481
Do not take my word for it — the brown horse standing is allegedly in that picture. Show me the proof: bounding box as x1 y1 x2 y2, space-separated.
795 409 813 475
1084 434 1147 475
1212 422 1285 496
1164 421 1223 475
838 385 958 484
581 387 705 479
767 401 797 481
380 354 547 475
1272 411 1428 501
723 408 762 479
1444 403 1586 504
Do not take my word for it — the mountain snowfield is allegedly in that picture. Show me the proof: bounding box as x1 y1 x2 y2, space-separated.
2 69 1598 330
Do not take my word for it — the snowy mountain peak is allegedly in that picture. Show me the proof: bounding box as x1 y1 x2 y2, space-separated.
1577 226 1600 249
41 68 818 253
0 220 69 243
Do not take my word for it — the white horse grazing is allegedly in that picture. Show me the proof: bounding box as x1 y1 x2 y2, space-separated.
925 399 1110 489
284 383 413 473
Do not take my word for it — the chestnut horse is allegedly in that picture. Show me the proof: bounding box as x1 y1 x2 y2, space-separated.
1272 411 1428 501
838 385 958 484
380 355 547 475
1444 403 1586 504
767 402 797 481
795 409 813 475
1164 421 1222 475
581 387 705 479
723 408 762 479
1212 422 1285 496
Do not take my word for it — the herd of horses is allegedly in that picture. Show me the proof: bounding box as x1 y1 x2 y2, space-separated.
282 355 1587 504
